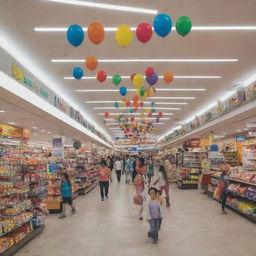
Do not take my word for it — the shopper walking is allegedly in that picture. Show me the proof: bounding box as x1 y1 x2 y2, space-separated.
154 165 170 207
59 173 76 218
114 157 123 183
107 156 114 182
134 172 145 220
98 160 111 201
132 156 137 183
146 187 163 244
147 158 154 186
125 156 133 184
136 158 146 176
220 172 228 214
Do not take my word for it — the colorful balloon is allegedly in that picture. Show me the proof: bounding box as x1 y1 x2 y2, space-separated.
151 108 156 113
126 100 131 107
112 74 122 86
158 111 163 118
136 23 153 43
114 102 119 109
139 86 146 97
104 112 109 118
130 73 136 82
145 108 151 113
164 72 174 83
72 67 83 80
115 24 133 47
67 24 84 47
151 102 155 107
85 56 98 71
153 14 172 37
133 101 139 108
145 67 154 77
133 74 144 88
140 101 144 108
148 113 152 118
129 108 134 113
175 16 192 36
87 22 105 44
132 94 140 102
146 72 158 86
131 116 135 122
120 86 127 96
97 70 107 83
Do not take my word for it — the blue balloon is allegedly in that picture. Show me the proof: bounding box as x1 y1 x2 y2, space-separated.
120 86 127 96
153 13 172 37
114 102 119 109
73 67 84 80
67 24 84 47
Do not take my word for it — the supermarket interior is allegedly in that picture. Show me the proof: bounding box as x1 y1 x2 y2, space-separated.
0 0 256 256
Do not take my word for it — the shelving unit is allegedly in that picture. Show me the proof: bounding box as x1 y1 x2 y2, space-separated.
222 151 240 167
182 152 208 169
177 168 200 189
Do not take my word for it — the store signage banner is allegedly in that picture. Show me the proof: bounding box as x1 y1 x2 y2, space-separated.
52 137 64 157
236 136 246 142
0 124 23 139
183 138 201 148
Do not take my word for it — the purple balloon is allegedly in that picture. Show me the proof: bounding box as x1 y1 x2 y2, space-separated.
146 72 158 86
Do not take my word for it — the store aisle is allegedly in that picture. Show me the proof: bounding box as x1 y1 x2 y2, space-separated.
17 181 256 256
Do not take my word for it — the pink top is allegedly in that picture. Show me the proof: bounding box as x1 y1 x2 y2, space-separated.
136 165 146 175
98 167 110 182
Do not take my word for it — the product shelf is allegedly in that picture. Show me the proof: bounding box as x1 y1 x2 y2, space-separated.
1 224 45 256
227 178 256 187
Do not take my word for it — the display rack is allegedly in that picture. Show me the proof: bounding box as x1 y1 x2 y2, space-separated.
222 151 240 167
242 143 256 171
182 152 208 169
177 168 199 189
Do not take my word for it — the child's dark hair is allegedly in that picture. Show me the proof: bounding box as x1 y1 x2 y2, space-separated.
159 165 167 180
101 160 107 166
148 187 158 195
63 172 69 181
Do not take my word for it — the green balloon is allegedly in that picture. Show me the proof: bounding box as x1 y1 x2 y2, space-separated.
112 74 122 86
176 16 192 36
139 86 146 97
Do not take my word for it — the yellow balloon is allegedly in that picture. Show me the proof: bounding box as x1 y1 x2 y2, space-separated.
133 74 144 88
145 108 151 113
142 94 147 99
121 100 126 107
116 24 133 47
140 113 145 118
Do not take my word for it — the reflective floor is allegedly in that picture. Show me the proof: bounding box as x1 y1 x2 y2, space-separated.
17 177 256 256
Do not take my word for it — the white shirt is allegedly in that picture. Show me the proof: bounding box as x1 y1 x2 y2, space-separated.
158 172 166 187
114 160 122 170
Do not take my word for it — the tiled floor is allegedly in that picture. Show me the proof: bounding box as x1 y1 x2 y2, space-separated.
17 179 256 256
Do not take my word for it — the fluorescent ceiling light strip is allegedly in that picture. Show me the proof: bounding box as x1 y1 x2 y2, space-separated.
65 76 220 79
0 28 110 140
149 97 195 100
0 71 112 148
87 101 187 105
45 0 158 14
54 59 238 63
77 89 205 92
36 26 256 32
98 113 173 116
94 107 180 110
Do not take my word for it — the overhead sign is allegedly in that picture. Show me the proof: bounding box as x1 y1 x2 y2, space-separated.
52 137 64 157
236 136 246 142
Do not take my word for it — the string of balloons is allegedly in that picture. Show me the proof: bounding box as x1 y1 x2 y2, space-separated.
67 14 192 47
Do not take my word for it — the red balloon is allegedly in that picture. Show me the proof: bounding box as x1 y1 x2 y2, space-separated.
134 107 138 112
145 67 154 77
148 113 152 118
140 101 144 108
104 112 109 118
97 70 107 83
158 111 163 118
130 73 136 82
133 101 139 108
131 117 135 122
136 23 153 43
126 100 131 107
132 94 139 102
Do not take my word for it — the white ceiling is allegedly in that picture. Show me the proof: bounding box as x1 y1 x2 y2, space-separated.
0 0 256 142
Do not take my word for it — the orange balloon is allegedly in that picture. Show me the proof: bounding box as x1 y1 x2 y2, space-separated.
134 101 139 108
164 72 174 83
86 56 98 71
132 94 139 102
88 22 105 44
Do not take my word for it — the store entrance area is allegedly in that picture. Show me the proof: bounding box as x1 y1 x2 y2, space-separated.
16 181 256 256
